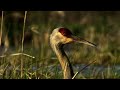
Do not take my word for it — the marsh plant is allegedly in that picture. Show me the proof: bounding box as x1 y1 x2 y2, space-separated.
0 11 119 79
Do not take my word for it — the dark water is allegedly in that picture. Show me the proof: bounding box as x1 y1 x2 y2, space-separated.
43 64 120 78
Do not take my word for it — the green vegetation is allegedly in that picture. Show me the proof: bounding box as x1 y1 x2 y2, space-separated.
0 11 120 79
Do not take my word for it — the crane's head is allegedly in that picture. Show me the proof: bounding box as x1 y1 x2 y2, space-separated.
50 27 97 48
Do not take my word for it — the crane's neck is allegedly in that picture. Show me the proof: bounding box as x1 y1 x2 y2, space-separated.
51 43 74 79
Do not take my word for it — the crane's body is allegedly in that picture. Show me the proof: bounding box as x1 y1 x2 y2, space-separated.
50 27 97 79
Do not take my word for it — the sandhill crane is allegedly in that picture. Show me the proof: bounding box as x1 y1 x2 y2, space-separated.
50 27 97 79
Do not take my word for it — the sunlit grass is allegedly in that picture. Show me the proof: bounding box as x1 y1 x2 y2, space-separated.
0 12 120 79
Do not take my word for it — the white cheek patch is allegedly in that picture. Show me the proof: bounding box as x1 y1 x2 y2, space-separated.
52 32 73 44
51 33 63 44
58 33 67 42
59 34 73 44
55 35 61 42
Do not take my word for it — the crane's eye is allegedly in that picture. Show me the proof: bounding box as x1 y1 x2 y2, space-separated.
59 28 72 38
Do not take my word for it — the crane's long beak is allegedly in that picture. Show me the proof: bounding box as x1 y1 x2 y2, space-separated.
71 36 97 48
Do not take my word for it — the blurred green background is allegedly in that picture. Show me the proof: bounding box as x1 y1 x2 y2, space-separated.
0 11 120 79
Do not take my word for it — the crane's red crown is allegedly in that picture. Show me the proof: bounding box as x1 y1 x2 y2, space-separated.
59 28 72 38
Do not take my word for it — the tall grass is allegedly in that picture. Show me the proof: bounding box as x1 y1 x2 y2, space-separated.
20 11 27 78
0 11 120 79
0 11 4 45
